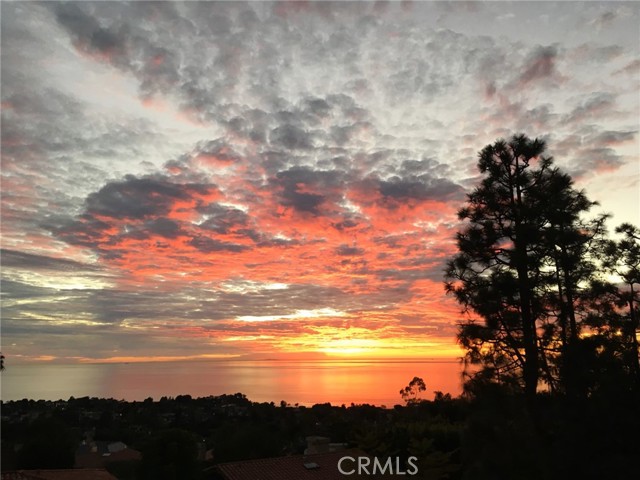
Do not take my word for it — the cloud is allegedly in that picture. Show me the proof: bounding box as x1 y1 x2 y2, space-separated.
1 249 102 272
270 124 315 150
563 93 617 125
570 43 624 63
575 147 625 176
272 166 346 215
515 45 562 88
145 218 185 239
197 203 250 234
336 244 365 257
614 58 640 76
193 140 243 166
590 11 617 30
2 1 638 362
53 2 130 67
85 175 216 220
552 127 634 179
378 176 462 204
189 236 251 253
590 130 636 146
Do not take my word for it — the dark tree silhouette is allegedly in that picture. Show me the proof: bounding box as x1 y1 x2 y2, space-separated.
16 417 76 469
600 223 640 383
139 428 200 480
0 352 4 371
537 184 609 396
444 134 602 409
443 134 640 478
400 376 427 404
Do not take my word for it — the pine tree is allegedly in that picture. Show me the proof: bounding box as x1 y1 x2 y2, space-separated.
600 223 640 384
444 134 602 407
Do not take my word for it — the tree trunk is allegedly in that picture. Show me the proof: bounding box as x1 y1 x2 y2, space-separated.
516 245 539 407
512 152 539 412
560 244 579 343
629 284 640 385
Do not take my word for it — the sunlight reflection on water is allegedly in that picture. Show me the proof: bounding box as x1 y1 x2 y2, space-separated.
1 360 464 406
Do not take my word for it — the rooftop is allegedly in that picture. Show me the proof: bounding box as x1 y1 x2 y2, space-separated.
214 449 398 480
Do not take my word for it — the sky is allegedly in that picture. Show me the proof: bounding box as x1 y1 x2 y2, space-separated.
1 1 639 364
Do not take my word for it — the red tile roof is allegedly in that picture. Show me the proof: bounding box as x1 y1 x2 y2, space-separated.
215 449 398 480
1 469 118 480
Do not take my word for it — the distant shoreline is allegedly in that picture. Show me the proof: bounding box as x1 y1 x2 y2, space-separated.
3 357 462 366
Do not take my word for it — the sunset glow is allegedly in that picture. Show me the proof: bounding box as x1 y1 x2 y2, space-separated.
1 1 638 365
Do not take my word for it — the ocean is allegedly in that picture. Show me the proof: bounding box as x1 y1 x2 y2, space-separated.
0 359 464 406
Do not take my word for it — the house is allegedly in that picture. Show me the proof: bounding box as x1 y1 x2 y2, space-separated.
1 469 118 480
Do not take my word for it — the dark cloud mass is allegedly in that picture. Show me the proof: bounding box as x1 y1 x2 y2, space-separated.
85 176 198 219
273 167 345 214
379 177 462 203
518 46 560 86
270 125 315 150
1 1 638 362
189 235 251 253
197 204 249 234
1 249 102 272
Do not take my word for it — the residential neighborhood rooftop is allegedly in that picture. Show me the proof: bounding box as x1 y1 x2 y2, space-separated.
214 449 397 480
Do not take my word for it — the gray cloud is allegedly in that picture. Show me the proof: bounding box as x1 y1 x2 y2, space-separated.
590 130 636 146
49 174 221 256
378 177 462 203
576 147 625 174
272 166 346 214
564 92 617 125
85 175 213 220
552 127 635 179
270 124 315 150
189 236 250 253
614 58 640 75
197 204 250 234
1 249 102 273
518 45 560 86
571 43 624 63
145 218 184 239
336 244 365 256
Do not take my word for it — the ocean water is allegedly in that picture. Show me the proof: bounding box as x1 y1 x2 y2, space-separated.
0 360 464 406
